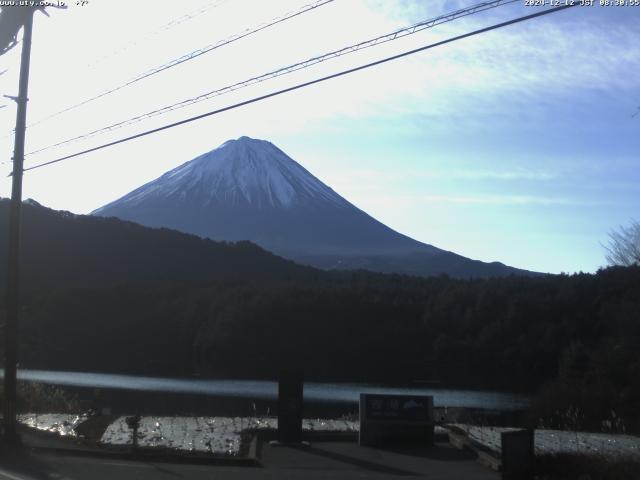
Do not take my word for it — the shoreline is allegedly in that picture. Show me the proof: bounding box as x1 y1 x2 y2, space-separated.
9 368 532 398
20 383 530 424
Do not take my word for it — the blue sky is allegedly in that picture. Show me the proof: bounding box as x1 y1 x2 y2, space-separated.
0 0 638 274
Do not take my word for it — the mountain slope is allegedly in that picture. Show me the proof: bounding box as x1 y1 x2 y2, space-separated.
93 136 535 278
0 199 311 290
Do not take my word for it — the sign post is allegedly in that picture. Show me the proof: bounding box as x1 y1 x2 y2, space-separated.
501 429 534 480
359 394 434 447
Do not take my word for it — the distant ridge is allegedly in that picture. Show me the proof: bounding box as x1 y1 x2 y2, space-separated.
0 198 311 290
93 136 538 278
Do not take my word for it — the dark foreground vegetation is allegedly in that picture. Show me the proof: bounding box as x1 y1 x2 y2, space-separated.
3 266 638 435
0 200 639 436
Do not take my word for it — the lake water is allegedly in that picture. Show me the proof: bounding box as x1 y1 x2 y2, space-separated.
13 369 529 410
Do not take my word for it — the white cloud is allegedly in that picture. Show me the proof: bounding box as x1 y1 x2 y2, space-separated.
437 169 557 180
0 0 635 181
414 194 605 206
7 0 638 159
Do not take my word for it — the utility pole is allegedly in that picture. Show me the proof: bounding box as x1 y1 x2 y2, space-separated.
3 7 34 447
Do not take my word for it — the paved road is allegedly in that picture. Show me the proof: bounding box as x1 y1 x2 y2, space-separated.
0 441 498 480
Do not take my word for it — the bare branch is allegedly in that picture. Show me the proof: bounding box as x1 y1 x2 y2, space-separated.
604 219 640 267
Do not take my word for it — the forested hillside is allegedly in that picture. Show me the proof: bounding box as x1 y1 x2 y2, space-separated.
10 267 640 432
1 199 639 432
0 199 313 289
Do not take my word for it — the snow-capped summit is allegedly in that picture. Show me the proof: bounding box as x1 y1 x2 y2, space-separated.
111 136 347 210
93 137 532 277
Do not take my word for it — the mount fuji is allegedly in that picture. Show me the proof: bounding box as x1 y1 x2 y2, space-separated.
93 136 533 277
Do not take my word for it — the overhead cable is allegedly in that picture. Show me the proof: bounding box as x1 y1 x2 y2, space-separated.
22 0 336 131
26 0 518 157
21 4 577 174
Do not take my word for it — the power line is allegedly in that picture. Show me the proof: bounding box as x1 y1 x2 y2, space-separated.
25 0 518 157
84 0 228 70
22 4 576 174
22 0 335 131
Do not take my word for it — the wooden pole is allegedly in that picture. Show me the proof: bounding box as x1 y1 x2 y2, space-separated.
3 8 34 446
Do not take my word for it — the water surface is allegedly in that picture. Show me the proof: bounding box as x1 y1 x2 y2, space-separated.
14 369 529 410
